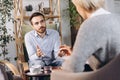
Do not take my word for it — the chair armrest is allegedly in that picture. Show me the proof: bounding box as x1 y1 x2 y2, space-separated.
51 70 75 80
0 60 20 75
51 70 95 80
51 70 84 80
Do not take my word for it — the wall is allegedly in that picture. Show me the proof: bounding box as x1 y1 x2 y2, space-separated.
60 0 71 46
104 0 115 13
105 0 120 14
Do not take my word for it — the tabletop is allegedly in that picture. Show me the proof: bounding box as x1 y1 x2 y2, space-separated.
25 66 61 77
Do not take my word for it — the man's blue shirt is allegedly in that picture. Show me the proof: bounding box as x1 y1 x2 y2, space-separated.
25 29 61 61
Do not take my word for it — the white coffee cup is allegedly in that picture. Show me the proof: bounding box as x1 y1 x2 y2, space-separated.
29 65 42 73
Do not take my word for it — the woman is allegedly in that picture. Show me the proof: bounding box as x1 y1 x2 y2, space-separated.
60 0 120 72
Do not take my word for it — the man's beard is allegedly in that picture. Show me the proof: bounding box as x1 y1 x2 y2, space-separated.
37 26 46 33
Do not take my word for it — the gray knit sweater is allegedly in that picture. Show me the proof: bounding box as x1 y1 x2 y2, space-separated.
62 14 120 72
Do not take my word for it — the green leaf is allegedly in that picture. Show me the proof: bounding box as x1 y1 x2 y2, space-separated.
0 0 14 61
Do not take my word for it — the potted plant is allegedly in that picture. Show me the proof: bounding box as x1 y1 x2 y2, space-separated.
25 4 33 11
69 0 83 46
25 4 33 16
0 0 14 61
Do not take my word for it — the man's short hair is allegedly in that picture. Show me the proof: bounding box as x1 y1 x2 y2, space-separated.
29 12 45 25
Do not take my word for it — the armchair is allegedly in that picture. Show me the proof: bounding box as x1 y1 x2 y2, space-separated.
0 61 23 80
51 54 120 80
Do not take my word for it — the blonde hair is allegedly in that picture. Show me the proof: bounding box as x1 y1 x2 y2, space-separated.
72 0 104 12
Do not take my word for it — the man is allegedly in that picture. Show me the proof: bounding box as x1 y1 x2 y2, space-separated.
25 12 63 67
59 0 120 72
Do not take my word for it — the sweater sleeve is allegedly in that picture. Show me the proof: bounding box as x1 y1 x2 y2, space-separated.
62 19 107 72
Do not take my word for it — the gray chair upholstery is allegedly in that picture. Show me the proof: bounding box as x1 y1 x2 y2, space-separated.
51 54 120 80
0 64 9 80
0 63 23 80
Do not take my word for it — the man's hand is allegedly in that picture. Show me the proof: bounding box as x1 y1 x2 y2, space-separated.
36 45 44 57
58 45 72 57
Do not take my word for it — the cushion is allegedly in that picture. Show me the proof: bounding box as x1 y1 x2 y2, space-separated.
46 23 57 30
21 23 33 37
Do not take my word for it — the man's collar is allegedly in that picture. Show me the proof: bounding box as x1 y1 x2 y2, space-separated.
34 30 49 37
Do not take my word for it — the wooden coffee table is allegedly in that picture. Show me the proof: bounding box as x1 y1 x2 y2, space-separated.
25 70 50 80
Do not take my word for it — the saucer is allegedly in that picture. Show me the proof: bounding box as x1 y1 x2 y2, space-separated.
26 71 43 75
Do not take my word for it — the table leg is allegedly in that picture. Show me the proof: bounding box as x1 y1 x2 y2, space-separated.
30 76 50 80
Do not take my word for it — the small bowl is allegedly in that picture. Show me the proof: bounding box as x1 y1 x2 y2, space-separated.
43 66 52 71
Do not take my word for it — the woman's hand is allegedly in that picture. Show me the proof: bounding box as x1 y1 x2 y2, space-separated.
58 45 72 57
